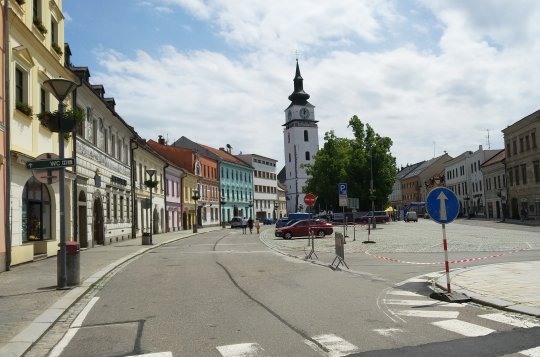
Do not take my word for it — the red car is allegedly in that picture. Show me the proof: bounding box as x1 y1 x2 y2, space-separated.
275 219 333 239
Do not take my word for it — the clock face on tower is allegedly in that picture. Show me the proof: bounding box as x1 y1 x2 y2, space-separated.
299 107 310 119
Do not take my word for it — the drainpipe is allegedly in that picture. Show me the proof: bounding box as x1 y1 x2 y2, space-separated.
163 162 169 233
4 0 12 270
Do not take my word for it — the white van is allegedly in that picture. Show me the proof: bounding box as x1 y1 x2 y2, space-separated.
405 211 418 222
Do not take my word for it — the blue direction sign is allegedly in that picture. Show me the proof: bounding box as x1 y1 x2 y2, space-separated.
426 187 459 224
338 183 348 196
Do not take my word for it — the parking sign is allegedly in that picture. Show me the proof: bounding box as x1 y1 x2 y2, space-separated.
338 183 348 196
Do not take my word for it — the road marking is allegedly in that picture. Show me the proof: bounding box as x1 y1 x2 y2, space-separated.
372 328 404 337
387 291 423 297
308 334 359 357
519 346 540 357
384 299 465 307
479 313 540 328
127 353 173 357
431 320 495 337
49 297 100 357
396 310 460 318
216 342 265 356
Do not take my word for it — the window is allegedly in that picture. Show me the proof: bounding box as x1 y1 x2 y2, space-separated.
508 169 514 186
22 177 51 242
521 164 527 185
305 151 310 160
92 119 98 145
532 132 537 148
534 161 540 183
514 166 520 185
40 87 47 114
120 196 124 219
76 105 85 137
15 67 26 103
519 138 524 153
288 153 291 162
106 192 111 219
104 128 109 153
512 140 517 156
288 132 290 143
33 0 41 20
304 130 309 142
526 135 530 151
111 134 116 158
506 142 511 158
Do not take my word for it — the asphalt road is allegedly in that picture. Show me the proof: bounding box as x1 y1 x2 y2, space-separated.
33 222 539 357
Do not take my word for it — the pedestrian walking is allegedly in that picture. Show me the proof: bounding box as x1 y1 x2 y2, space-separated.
255 219 261 234
248 217 254 234
241 217 247 234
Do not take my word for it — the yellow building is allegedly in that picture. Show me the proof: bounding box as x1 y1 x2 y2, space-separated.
7 0 78 265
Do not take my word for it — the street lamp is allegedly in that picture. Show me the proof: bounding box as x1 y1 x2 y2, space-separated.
43 78 78 290
370 147 376 229
220 198 226 228
192 189 200 233
248 202 253 219
145 168 156 244
274 202 279 220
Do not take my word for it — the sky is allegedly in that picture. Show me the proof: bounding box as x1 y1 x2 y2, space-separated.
63 0 540 170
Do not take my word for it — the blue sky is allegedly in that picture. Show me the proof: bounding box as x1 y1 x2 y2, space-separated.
64 1 540 169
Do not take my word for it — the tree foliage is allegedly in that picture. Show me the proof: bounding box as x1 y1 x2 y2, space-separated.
304 115 397 212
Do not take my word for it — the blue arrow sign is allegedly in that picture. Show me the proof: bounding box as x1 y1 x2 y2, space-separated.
426 187 459 224
338 183 348 196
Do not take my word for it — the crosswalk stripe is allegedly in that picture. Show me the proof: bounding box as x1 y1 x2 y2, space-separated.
396 310 460 318
519 346 540 357
309 334 359 357
216 342 265 357
432 319 495 337
387 291 423 297
384 299 465 307
479 313 540 328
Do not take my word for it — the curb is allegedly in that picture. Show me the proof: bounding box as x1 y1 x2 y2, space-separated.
0 229 222 357
435 266 540 317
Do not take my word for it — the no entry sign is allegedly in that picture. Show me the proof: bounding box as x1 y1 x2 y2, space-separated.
304 193 316 206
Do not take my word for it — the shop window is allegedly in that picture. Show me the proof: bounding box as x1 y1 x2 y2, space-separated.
22 177 51 242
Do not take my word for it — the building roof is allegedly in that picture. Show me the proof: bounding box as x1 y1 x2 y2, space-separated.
200 144 252 169
403 154 451 179
481 149 505 167
147 139 195 174
397 162 424 180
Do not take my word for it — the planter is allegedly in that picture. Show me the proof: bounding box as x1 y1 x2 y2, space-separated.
142 232 152 245
42 114 76 132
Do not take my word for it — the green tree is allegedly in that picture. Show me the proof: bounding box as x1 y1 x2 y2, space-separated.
304 115 396 212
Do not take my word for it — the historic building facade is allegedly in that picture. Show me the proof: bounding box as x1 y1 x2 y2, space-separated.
283 60 319 214
7 0 78 265
71 66 136 247
1 1 6 271
481 149 506 220
503 110 540 220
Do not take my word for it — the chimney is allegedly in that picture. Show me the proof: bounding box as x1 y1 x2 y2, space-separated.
158 135 166 145
219 147 225 151
226 144 232 153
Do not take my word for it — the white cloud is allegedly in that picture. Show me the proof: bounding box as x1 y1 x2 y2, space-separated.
89 1 540 168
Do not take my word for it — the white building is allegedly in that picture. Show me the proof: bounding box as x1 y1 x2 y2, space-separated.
237 154 278 221
282 60 319 213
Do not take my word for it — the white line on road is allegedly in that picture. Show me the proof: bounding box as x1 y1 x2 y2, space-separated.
308 334 360 357
387 290 423 297
396 310 460 318
127 353 173 357
384 299 465 307
431 319 495 337
372 328 404 337
519 346 540 357
479 313 540 328
216 342 265 356
49 297 100 357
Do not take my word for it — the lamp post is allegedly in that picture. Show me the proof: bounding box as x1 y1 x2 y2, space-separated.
220 198 226 228
274 202 279 220
145 168 156 244
43 78 78 289
370 147 376 229
192 189 200 233
248 202 253 219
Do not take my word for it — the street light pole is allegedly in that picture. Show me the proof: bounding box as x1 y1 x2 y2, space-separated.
146 169 156 244
274 202 279 220
192 189 200 233
43 78 78 289
370 146 376 229
220 198 226 228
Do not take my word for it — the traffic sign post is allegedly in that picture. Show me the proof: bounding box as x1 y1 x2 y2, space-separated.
426 187 470 303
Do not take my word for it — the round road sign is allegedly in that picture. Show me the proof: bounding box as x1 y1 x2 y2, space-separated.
304 193 317 206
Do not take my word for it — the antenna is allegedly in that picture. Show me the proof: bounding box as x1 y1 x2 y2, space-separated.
433 141 436 157
486 129 491 149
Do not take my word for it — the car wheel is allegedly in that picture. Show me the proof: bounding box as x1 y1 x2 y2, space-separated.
317 230 326 238
284 232 292 240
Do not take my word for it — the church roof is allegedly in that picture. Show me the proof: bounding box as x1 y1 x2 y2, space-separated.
288 60 311 105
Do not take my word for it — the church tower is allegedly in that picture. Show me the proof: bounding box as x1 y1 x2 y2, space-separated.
283 60 319 213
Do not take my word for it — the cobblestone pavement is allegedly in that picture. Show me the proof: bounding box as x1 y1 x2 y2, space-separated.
261 218 540 255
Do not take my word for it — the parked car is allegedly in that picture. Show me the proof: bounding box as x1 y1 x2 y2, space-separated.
263 218 275 225
275 218 300 228
359 211 391 223
404 211 418 222
230 217 243 228
275 219 333 239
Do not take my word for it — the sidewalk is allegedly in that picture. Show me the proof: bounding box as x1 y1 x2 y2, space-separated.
0 227 221 357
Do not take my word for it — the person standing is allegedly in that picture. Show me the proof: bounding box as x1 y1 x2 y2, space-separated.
248 217 254 234
241 217 247 234
255 219 261 234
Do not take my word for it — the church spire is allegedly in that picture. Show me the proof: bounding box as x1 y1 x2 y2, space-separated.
288 59 310 105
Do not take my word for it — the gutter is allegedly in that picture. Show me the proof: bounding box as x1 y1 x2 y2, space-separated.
4 0 11 271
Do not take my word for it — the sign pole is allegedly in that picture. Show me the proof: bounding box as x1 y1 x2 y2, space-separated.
442 223 451 293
